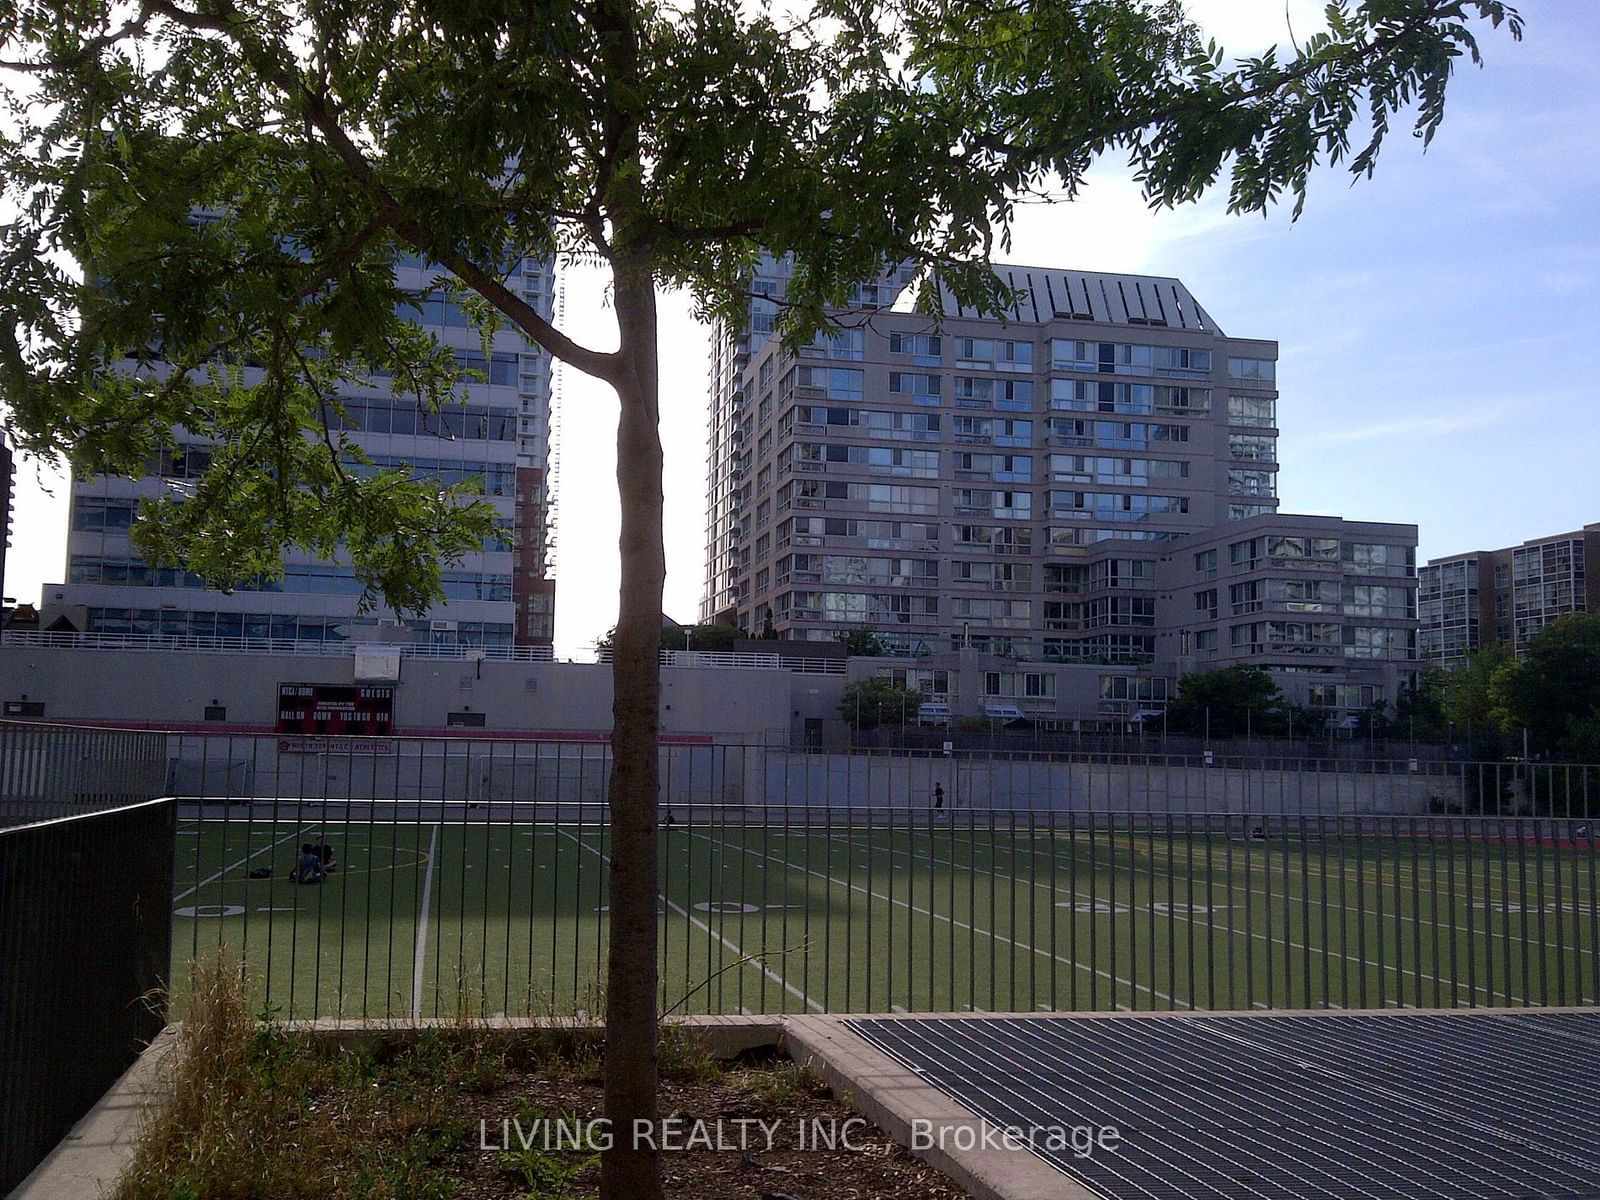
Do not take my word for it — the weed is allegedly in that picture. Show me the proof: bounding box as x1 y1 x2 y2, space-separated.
657 1023 722 1083
497 1107 598 1199
740 1058 821 1106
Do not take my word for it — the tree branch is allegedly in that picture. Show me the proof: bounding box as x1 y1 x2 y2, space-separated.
142 0 623 383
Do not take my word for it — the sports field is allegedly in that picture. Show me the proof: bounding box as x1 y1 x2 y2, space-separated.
171 808 1600 1020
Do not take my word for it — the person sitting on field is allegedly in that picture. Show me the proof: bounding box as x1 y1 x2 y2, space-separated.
316 838 337 873
291 843 323 884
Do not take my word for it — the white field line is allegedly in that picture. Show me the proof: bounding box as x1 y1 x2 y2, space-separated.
558 828 822 1014
682 828 1181 1008
823 833 1542 1007
172 824 310 903
831 827 1594 965
411 824 441 1021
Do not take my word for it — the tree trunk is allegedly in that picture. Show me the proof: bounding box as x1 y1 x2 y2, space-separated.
601 247 665 1200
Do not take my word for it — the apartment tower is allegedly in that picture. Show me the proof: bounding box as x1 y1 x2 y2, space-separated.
703 262 1418 717
48 253 557 651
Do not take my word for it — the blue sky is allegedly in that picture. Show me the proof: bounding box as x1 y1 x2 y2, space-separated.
6 1 1594 661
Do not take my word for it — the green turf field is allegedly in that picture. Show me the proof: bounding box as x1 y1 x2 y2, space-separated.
170 812 1600 1020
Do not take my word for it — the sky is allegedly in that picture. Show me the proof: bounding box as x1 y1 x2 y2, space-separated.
6 0 1596 661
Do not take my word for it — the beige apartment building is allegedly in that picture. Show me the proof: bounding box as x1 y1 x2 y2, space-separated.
1420 524 1598 664
702 262 1420 723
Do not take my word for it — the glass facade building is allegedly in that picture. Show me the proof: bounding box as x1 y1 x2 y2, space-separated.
48 254 557 650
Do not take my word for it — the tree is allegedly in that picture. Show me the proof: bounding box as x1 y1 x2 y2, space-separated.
835 626 888 657
660 622 739 652
840 677 923 730
1492 613 1600 759
1395 663 1450 743
1438 641 1517 752
0 2 1519 1194
1166 666 1289 738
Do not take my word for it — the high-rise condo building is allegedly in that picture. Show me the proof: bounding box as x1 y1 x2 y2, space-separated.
1420 524 1598 664
703 262 1419 718
46 252 557 652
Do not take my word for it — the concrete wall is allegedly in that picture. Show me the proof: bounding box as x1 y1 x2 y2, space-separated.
754 753 1451 815
162 737 757 808
0 646 792 743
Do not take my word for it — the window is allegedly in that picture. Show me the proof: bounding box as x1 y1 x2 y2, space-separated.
955 377 1033 408
888 372 941 403
808 328 864 359
784 365 863 401
1227 394 1276 427
1051 379 1154 415
1047 490 1188 520
1194 548 1218 577
982 670 1054 697
1049 455 1187 485
1051 340 1211 379
1342 542 1416 577
1099 676 1170 702
995 419 1032 446
1228 434 1277 462
1344 626 1415 659
1227 357 1276 386
1228 469 1277 497
1230 580 1263 615
1195 588 1217 619
887 332 941 365
1343 583 1414 618
955 338 1033 370
1154 386 1210 414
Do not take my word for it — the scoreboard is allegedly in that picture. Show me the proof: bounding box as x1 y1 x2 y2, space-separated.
277 684 394 735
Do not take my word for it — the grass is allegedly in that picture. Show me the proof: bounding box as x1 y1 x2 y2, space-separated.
119 953 490 1200
170 812 1600 1020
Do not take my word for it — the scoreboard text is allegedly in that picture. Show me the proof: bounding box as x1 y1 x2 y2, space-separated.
276 684 395 735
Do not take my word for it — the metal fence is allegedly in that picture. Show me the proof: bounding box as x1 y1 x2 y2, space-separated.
850 725 1471 763
0 797 175 1193
159 733 1600 1022
0 721 168 828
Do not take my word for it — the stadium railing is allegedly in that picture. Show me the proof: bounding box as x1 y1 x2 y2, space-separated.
157 732 1600 1023
0 719 168 828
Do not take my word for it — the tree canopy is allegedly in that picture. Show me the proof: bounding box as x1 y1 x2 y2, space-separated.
0 1 1522 1194
0 0 1521 604
1166 665 1290 738
1492 613 1600 759
840 675 925 729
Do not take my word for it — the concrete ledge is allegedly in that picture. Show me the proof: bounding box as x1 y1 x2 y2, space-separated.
784 1015 1098 1200
286 1013 786 1060
7 1026 178 1200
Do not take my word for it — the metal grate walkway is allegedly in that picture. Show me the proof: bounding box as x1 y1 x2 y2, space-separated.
848 1010 1600 1200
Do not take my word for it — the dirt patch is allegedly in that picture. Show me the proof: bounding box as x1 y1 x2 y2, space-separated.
117 958 965 1200
452 1053 968 1199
